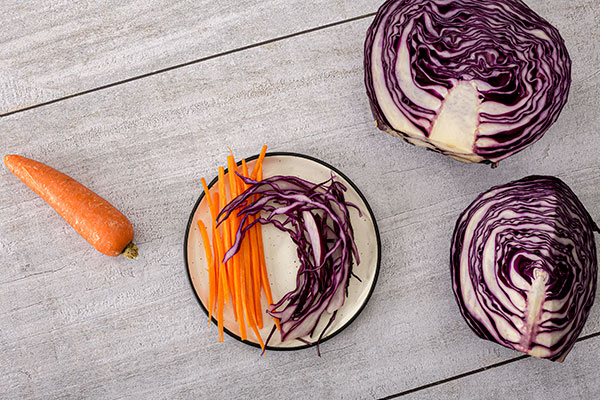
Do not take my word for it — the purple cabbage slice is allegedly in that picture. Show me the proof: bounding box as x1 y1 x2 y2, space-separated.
451 176 598 361
217 173 361 346
364 0 571 164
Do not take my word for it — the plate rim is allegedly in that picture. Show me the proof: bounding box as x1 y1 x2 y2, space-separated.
183 151 381 351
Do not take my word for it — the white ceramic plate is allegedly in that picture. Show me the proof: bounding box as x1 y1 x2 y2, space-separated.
184 152 380 350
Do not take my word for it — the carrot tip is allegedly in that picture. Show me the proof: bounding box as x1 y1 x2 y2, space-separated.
121 242 138 259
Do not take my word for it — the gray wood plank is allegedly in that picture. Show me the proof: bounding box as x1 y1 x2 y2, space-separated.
0 0 374 114
1 1 599 399
403 335 600 400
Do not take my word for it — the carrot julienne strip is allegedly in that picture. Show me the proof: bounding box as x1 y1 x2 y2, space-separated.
211 192 222 310
197 220 215 325
217 266 225 342
256 163 280 330
201 178 221 315
201 146 274 347
240 160 264 329
227 154 247 340
201 178 215 217
250 145 267 180
218 167 237 317
210 228 220 314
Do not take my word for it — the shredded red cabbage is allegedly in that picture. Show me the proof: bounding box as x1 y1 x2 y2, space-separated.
217 174 361 348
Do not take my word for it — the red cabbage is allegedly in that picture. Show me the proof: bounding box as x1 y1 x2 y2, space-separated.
364 0 571 164
451 176 598 361
217 174 361 347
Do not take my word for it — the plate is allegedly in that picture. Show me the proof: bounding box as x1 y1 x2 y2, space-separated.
184 152 381 350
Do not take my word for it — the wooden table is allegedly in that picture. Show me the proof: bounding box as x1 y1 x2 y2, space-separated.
2 1 599 398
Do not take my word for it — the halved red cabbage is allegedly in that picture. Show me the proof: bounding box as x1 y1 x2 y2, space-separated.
451 176 598 361
364 0 571 164
217 174 360 347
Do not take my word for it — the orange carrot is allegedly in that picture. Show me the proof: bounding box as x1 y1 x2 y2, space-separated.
210 229 220 313
210 192 222 310
256 163 280 330
241 159 264 328
201 178 214 217
213 219 230 305
250 145 268 180
217 267 225 342
200 146 275 346
218 167 237 315
227 153 248 341
200 178 221 317
239 231 264 351
4 154 137 258
197 220 215 324
199 181 221 312
241 159 250 181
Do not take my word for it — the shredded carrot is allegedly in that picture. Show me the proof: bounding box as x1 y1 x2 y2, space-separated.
240 159 264 329
200 178 220 318
234 167 257 330
201 178 214 216
210 230 219 314
204 190 229 307
250 145 267 180
218 167 237 317
212 220 230 304
212 192 220 218
227 154 247 340
197 220 215 325
198 146 276 347
211 192 221 311
217 267 225 342
257 163 280 330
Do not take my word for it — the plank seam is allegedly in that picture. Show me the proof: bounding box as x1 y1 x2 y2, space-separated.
380 330 600 399
0 12 376 118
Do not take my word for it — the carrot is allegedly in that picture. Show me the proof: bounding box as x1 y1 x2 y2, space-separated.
201 178 215 218
4 154 137 258
200 179 222 312
210 229 220 313
213 219 230 304
209 192 220 312
197 220 215 324
240 159 264 328
218 167 237 312
217 266 225 342
235 157 264 338
199 146 275 347
250 145 268 180
210 192 223 308
256 163 280 330
227 153 248 341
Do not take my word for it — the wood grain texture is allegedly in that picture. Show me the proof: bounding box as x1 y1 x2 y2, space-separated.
1 0 599 399
403 336 600 400
0 0 374 114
